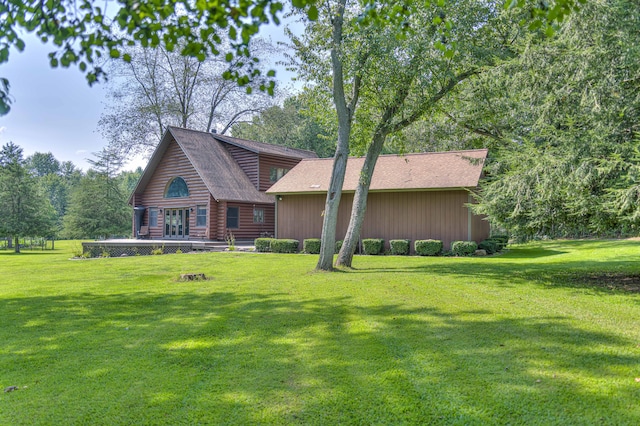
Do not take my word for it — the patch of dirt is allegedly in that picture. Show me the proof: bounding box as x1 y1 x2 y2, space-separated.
574 273 640 293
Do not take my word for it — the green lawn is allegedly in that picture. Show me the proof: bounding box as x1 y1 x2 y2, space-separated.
1 240 639 425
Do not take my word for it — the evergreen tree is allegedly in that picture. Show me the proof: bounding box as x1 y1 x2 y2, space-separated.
0 143 56 252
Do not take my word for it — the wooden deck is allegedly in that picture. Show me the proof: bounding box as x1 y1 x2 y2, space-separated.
81 239 255 258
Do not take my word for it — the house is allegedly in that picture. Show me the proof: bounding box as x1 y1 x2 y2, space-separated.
266 149 491 251
129 126 317 241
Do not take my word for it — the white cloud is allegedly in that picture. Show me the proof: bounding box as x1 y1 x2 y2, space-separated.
0 126 6 135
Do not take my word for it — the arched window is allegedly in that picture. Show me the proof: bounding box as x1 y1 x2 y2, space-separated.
165 177 189 198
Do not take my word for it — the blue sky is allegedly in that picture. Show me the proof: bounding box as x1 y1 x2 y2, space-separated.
0 21 300 171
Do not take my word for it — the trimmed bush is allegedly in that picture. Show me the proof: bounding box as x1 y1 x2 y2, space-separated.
362 239 384 255
490 234 509 244
303 238 322 254
390 239 410 256
254 238 274 253
270 239 299 253
335 240 343 254
478 239 499 255
414 239 443 256
451 240 478 256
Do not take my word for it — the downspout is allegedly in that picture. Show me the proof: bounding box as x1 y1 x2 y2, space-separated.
467 193 472 241
274 196 279 238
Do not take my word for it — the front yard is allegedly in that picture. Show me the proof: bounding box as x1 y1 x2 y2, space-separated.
1 240 639 424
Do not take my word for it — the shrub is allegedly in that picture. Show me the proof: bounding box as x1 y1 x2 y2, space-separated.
414 239 443 256
254 238 274 252
335 240 343 254
271 239 299 253
451 240 478 256
390 239 410 255
490 234 509 244
362 238 384 255
478 239 499 255
303 238 321 254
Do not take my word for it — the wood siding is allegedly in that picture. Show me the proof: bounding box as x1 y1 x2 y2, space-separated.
259 154 307 193
224 202 275 240
224 144 259 188
275 190 490 252
135 140 211 239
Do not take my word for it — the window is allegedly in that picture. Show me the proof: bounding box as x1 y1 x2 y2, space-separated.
165 177 189 198
227 207 239 229
270 167 289 183
196 205 207 227
253 208 264 224
149 208 158 227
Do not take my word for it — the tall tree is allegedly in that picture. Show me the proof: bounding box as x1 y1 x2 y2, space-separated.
63 148 131 239
232 91 336 157
98 42 278 157
447 0 640 239
290 0 525 268
0 143 56 252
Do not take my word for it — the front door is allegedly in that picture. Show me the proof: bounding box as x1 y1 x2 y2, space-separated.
164 208 190 238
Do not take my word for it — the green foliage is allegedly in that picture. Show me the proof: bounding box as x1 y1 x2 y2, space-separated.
390 239 410 256
478 239 499 255
232 92 336 157
303 238 322 254
451 241 478 256
414 239 443 256
270 239 299 254
0 143 57 252
62 149 131 239
0 0 325 115
362 239 384 255
448 0 640 241
254 237 274 252
335 240 343 254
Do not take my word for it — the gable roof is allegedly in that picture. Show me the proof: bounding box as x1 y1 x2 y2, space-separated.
131 127 314 204
212 133 317 159
266 149 488 194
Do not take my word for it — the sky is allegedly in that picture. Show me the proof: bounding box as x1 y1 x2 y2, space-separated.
0 19 300 172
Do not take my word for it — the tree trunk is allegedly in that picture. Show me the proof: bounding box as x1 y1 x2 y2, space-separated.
315 133 350 270
7 236 12 249
14 236 20 253
316 0 354 271
336 131 386 267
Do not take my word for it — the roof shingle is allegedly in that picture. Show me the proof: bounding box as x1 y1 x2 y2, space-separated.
266 149 488 194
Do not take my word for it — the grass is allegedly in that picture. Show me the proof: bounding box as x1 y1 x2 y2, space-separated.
1 239 639 425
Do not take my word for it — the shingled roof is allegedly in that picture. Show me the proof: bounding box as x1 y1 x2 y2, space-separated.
212 133 318 159
131 127 315 204
266 149 488 194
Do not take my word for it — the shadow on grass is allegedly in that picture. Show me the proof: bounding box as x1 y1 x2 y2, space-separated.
1 290 638 424
0 250 60 256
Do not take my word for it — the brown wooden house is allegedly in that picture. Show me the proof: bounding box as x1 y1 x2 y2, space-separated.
129 127 317 241
266 149 491 251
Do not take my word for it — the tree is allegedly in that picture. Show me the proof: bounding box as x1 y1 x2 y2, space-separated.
232 91 336 157
63 148 131 239
441 0 640 240
0 143 56 252
290 0 526 269
0 0 329 115
98 42 278 157
27 152 61 177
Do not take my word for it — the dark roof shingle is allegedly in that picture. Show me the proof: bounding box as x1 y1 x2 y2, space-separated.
131 127 316 204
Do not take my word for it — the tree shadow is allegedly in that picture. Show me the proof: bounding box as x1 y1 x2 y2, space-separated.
1 290 638 424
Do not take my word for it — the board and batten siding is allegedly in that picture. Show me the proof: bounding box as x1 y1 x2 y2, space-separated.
275 190 490 252
136 140 211 239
